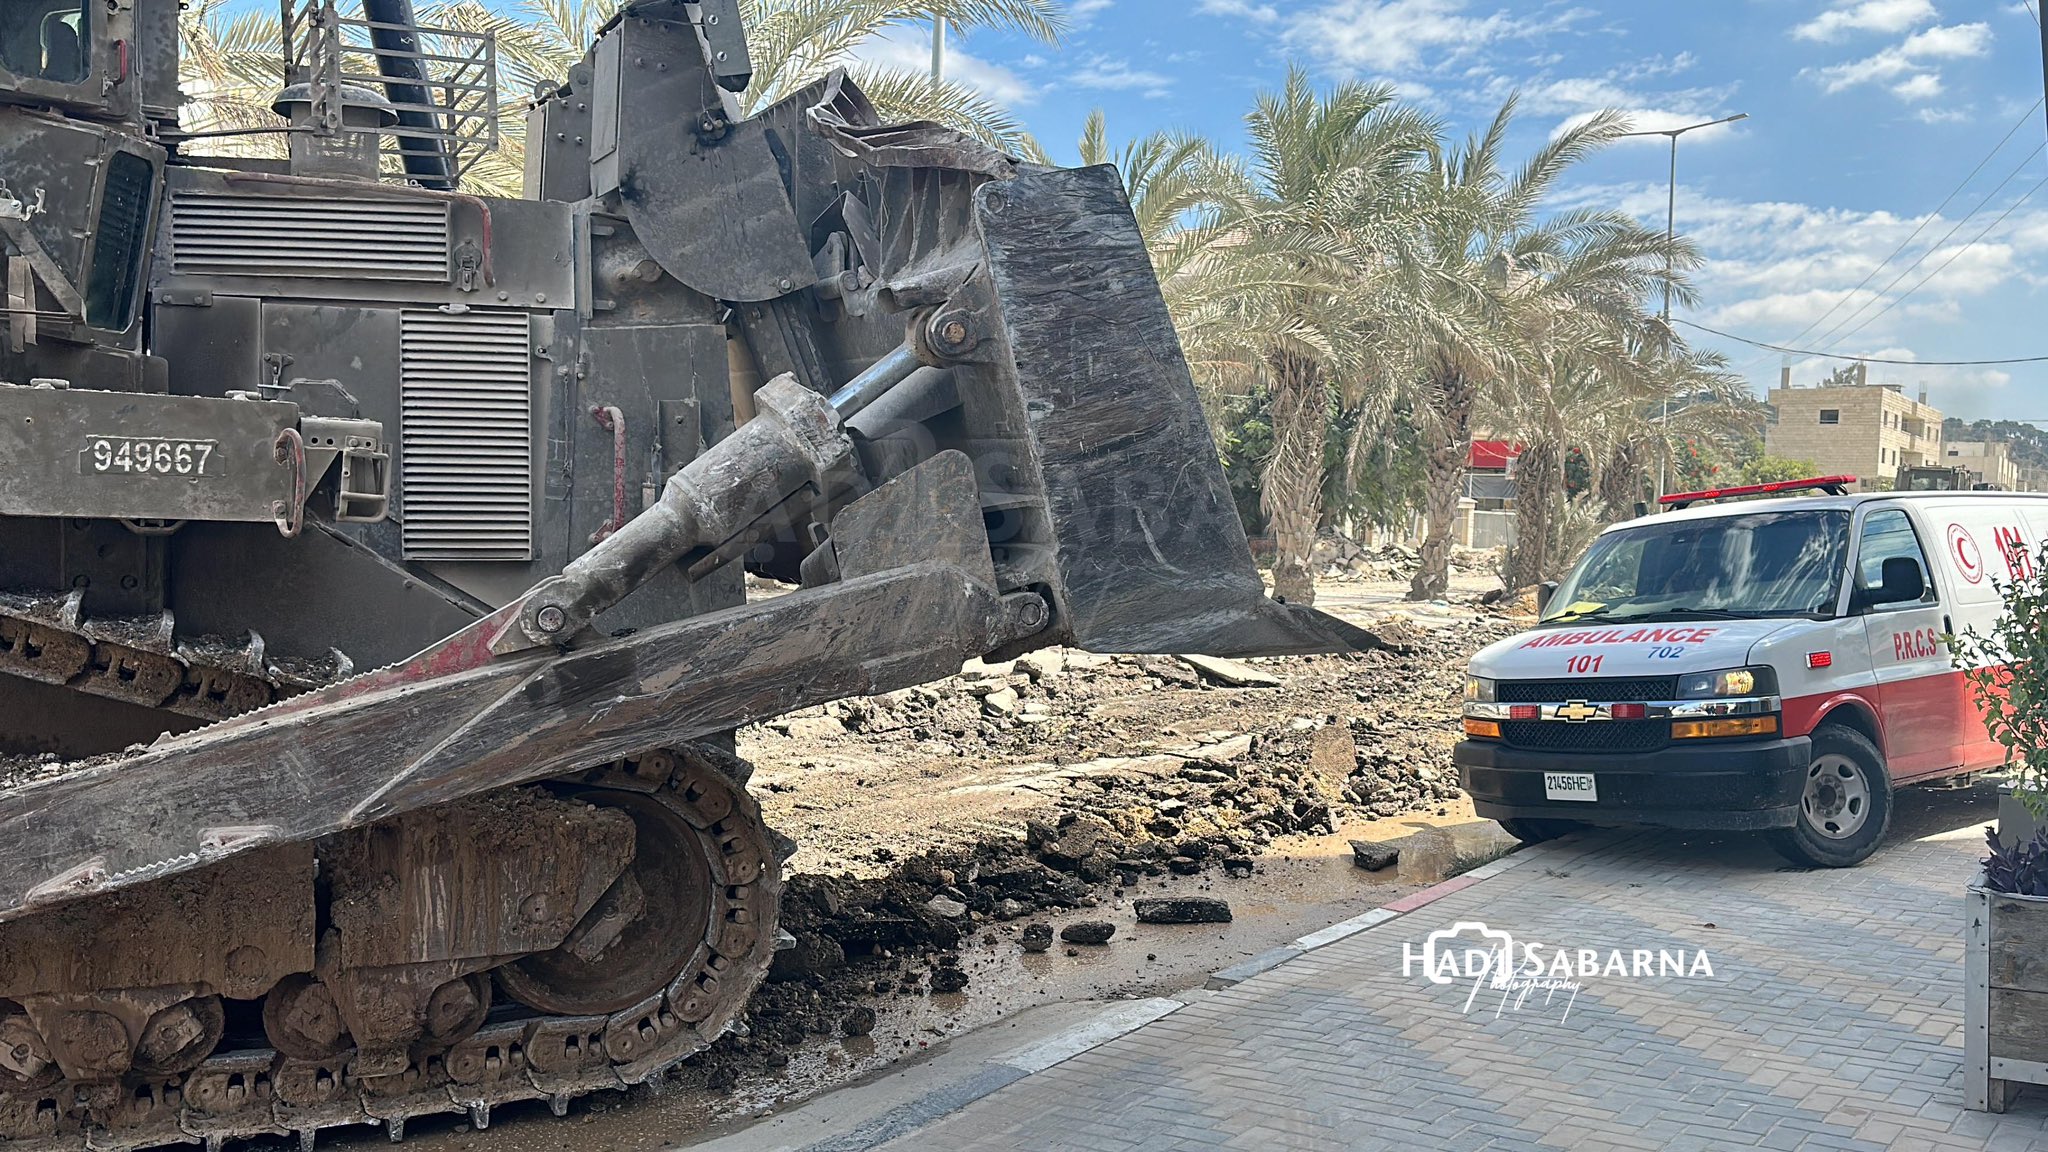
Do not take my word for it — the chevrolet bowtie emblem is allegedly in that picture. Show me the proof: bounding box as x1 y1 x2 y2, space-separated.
1555 700 1600 722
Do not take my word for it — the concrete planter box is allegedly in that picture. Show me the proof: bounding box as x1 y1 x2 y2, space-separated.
1966 873 2048 1110
1998 783 2042 847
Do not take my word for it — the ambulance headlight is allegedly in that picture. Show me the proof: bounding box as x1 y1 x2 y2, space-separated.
1465 676 1496 704
1675 667 1776 698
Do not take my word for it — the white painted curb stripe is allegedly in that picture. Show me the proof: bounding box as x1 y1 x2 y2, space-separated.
1291 906 1400 951
994 996 1185 1073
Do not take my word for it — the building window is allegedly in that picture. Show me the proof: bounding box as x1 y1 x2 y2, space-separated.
1819 409 1840 424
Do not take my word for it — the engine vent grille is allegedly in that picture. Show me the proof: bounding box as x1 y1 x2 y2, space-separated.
168 194 450 280
400 310 533 561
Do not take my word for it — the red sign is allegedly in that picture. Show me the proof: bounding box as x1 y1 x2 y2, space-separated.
1893 628 1942 661
1949 523 1983 585
1517 627 1720 650
1994 525 2033 581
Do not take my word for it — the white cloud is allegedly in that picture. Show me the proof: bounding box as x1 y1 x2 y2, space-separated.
1066 53 1174 96
1197 0 1279 22
854 31 1037 105
1513 68 1738 145
1808 21 1991 98
1901 21 1995 56
1277 0 1585 77
1892 72 1944 100
1553 108 1746 141
1071 0 1114 26
1551 181 2048 372
1793 0 1937 41
1616 51 1697 81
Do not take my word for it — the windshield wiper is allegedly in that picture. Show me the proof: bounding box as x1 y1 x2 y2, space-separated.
1543 605 1816 626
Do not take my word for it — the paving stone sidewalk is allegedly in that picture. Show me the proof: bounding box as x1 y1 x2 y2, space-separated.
880 794 2047 1151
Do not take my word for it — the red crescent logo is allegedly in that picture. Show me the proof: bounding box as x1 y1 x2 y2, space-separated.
1949 523 1983 584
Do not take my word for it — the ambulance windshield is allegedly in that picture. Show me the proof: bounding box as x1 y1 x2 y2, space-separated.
1543 509 1852 623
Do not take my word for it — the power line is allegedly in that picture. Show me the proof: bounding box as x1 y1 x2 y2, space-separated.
1673 318 2048 365
1821 171 2048 352
1763 97 2046 358
1809 140 2047 353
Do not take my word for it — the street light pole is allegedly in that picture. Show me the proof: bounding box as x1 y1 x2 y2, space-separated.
1618 112 1748 499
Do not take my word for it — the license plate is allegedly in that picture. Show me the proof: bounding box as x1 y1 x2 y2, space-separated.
1544 772 1598 802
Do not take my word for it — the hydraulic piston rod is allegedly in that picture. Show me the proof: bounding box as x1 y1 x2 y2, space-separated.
496 376 867 652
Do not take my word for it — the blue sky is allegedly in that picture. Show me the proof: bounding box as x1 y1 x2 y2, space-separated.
884 0 2048 424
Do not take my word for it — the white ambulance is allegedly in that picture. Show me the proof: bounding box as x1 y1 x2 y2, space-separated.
1455 476 2048 867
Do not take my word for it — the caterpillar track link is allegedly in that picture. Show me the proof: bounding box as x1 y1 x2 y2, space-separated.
0 591 349 724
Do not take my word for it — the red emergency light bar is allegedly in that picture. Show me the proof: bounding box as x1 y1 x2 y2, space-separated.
1659 475 1858 510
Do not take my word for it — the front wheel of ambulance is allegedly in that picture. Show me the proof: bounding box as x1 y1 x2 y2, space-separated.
1766 725 1893 867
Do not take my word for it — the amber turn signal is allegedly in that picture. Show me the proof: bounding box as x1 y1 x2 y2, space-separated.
1463 718 1502 739
1671 716 1779 740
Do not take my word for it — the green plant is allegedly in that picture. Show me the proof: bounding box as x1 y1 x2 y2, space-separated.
1984 825 2048 896
1951 540 2048 822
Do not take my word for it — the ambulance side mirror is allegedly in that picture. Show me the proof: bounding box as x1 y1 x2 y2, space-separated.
1534 581 1558 614
1857 556 1925 610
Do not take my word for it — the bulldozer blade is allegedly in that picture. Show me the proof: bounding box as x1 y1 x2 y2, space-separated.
0 561 1008 923
960 165 1371 658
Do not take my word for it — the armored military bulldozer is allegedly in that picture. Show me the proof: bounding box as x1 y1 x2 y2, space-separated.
0 2 1368 1147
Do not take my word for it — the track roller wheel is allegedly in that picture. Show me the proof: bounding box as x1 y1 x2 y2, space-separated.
495 745 782 1051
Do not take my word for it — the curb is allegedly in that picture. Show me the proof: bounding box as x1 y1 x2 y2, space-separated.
1203 833 1569 990
777 998 1185 1152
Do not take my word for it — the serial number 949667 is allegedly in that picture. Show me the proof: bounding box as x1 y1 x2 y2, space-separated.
82 436 220 477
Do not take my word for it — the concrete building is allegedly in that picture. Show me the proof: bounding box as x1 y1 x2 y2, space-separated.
1765 377 1943 490
1943 439 2024 490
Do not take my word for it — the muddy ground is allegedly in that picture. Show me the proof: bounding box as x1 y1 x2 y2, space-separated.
317 559 1521 1152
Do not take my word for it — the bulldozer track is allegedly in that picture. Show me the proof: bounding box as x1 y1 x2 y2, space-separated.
0 745 784 1152
0 593 350 724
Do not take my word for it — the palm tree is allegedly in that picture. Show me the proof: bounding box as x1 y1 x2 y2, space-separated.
178 0 288 147
1590 342 1760 518
1489 214 1702 590
1177 70 1437 606
1402 99 1694 601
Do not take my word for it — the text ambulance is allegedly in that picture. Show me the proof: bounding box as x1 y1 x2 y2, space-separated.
1455 478 2048 866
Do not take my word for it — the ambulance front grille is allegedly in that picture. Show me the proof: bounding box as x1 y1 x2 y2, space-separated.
399 310 533 561
1497 676 1676 704
1501 720 1668 754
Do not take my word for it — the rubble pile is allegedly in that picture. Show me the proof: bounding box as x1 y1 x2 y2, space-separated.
665 614 1513 1094
1307 534 1499 582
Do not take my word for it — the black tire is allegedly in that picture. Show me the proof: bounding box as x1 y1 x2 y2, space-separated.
1497 817 1583 845
1766 724 1893 867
